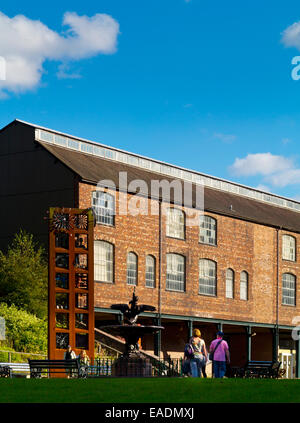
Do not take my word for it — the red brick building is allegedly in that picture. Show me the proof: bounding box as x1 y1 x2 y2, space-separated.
0 119 299 374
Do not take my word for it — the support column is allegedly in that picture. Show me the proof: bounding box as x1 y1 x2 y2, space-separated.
296 332 300 378
187 320 193 341
217 323 223 333
154 317 161 358
246 326 252 362
272 327 279 362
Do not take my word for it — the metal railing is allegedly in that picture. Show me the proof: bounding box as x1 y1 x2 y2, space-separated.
91 357 184 377
0 350 47 363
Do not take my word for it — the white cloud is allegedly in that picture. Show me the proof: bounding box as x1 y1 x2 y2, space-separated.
0 11 120 95
229 153 293 177
265 168 300 188
56 63 82 80
229 152 300 189
281 20 300 50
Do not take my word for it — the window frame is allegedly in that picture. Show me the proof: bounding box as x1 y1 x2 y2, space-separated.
92 191 115 227
166 253 186 292
282 234 296 262
166 207 186 240
282 272 296 307
199 215 217 246
127 252 138 286
94 240 114 284
240 271 248 301
145 255 156 288
225 268 234 299
198 259 217 297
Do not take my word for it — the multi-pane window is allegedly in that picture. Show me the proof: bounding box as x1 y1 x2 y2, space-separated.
145 255 156 288
166 208 185 239
92 191 115 226
240 271 248 300
225 268 234 299
94 241 114 283
166 254 185 292
282 273 296 306
199 259 217 296
127 252 138 285
282 235 296 261
199 215 217 245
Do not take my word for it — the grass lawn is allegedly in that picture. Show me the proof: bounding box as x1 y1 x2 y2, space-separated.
0 378 300 403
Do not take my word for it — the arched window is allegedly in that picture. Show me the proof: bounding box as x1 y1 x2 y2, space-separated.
225 268 234 299
166 208 185 239
199 215 217 245
166 253 185 292
282 235 296 261
127 252 138 286
282 273 296 306
94 240 114 283
92 191 115 226
240 271 248 300
145 255 156 288
199 259 217 296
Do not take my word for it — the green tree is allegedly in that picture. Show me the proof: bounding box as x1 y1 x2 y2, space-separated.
0 303 47 353
0 230 48 320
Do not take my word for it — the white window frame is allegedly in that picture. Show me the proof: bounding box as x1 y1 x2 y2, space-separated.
199 215 217 245
225 268 234 299
145 255 156 288
92 191 115 226
282 235 296 261
240 271 248 300
166 254 185 292
94 240 114 283
199 259 217 296
166 208 185 239
127 252 138 286
282 273 296 306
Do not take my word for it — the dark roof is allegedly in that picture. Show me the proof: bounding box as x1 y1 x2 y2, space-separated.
39 141 300 233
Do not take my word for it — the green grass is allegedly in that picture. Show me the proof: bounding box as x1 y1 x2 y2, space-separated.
0 378 300 403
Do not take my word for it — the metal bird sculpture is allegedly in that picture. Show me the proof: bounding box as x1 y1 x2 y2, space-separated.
111 290 156 325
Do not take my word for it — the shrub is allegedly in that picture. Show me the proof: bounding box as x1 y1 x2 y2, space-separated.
0 303 47 353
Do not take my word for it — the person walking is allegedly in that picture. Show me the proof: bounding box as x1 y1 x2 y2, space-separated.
182 343 193 377
189 328 207 377
209 331 230 378
64 345 77 378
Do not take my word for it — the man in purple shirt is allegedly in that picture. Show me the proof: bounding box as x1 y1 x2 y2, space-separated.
209 331 230 378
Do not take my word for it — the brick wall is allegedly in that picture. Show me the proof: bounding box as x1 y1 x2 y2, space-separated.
78 182 300 327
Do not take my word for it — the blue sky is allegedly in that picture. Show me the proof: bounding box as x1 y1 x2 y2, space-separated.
1 1 300 200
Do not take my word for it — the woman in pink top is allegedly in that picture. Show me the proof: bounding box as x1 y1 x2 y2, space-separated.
209 331 230 378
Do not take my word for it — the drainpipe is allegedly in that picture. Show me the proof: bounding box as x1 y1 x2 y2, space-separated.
273 227 280 362
156 198 162 358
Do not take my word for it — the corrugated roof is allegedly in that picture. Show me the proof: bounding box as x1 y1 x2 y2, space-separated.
38 140 300 233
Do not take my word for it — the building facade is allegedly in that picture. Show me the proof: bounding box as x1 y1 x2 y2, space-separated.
0 119 300 373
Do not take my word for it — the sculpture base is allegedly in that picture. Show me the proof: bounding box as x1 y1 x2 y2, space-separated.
112 354 152 377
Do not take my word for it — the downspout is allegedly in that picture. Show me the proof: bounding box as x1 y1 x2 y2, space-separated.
275 227 280 361
158 198 162 358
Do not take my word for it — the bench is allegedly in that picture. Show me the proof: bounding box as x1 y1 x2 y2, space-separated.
244 361 282 378
0 362 30 378
28 359 81 378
